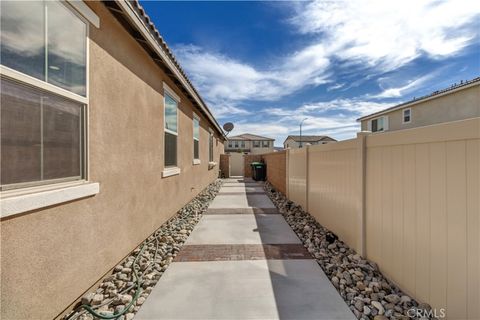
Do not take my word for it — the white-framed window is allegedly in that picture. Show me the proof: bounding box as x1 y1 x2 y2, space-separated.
209 131 214 162
193 113 200 163
370 116 388 132
1 1 87 96
228 141 233 148
164 86 179 168
240 141 245 148
0 0 89 191
253 140 260 148
262 141 269 148
234 140 239 148
403 108 411 124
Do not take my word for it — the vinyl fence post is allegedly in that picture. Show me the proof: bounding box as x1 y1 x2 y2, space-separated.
356 131 370 256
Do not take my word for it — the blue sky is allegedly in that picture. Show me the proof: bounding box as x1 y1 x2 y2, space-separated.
141 0 480 146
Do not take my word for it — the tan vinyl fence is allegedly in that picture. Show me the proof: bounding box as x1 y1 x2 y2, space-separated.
286 118 480 320
287 147 308 209
262 151 287 194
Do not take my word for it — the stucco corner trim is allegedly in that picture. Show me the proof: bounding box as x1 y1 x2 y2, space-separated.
1 182 100 219
193 159 201 165
162 167 181 178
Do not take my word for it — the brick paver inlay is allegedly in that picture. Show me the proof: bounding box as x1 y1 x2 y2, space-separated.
206 208 279 214
174 244 312 261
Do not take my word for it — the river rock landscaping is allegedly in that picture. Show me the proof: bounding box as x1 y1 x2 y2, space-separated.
263 182 433 320
65 179 223 320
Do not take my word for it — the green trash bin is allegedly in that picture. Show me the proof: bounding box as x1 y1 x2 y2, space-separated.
251 162 266 181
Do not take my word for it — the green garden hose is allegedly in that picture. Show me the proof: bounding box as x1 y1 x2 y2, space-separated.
66 243 148 320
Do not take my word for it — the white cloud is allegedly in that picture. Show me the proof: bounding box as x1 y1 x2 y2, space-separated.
173 44 330 105
211 103 251 119
290 0 480 71
369 73 435 99
327 83 346 91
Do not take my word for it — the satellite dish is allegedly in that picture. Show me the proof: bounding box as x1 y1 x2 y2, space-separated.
223 122 234 135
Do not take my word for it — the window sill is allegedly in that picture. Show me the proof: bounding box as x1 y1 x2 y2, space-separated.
208 161 217 170
193 159 201 165
162 167 181 178
1 181 100 219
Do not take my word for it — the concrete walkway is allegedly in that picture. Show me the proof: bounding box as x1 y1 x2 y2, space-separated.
136 178 355 320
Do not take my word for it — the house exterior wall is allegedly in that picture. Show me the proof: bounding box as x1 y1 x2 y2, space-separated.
226 139 274 154
0 3 224 320
360 84 480 132
286 118 480 319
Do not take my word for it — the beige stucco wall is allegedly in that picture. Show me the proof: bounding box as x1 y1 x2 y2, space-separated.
361 84 480 131
0 3 224 319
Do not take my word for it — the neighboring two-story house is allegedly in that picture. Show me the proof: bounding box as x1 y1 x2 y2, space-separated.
283 135 337 149
226 133 275 154
358 77 480 133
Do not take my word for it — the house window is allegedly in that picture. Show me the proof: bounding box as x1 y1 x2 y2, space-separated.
262 141 269 148
193 115 200 161
403 108 411 124
228 141 233 148
209 132 214 162
0 1 88 190
1 1 87 96
164 93 178 167
1 79 84 189
240 141 245 148
253 140 260 148
234 141 239 148
371 117 385 132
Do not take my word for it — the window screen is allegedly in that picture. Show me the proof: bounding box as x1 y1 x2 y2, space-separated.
164 93 178 167
403 109 411 123
193 117 200 160
164 132 177 167
209 132 214 162
1 78 84 188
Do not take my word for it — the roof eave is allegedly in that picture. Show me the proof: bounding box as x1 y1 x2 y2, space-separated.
111 0 226 139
